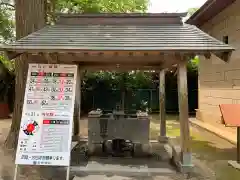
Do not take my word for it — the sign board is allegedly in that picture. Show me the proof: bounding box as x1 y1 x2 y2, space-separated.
219 104 240 164
219 104 240 127
15 64 77 166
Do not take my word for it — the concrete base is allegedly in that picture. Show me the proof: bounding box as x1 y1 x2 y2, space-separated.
179 163 194 174
228 160 240 170
73 175 177 180
158 136 169 143
169 143 194 173
151 143 172 161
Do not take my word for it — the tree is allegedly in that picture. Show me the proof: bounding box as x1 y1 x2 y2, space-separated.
55 0 149 13
0 0 14 68
187 56 199 72
82 71 154 111
4 0 46 149
4 0 150 149
0 1 14 42
187 7 198 17
0 1 14 71
45 0 149 23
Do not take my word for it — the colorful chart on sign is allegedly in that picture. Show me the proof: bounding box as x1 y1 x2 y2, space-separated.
22 120 39 136
15 64 77 166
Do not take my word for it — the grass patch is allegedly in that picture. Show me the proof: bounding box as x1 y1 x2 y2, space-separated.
190 133 240 180
150 114 180 140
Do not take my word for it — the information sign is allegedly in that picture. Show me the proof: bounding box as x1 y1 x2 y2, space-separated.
15 64 77 166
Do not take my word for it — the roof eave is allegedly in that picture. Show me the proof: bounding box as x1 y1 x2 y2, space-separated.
186 0 215 25
186 0 236 26
1 45 235 62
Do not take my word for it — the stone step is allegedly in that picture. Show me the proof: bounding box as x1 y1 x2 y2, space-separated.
70 140 172 165
70 157 176 177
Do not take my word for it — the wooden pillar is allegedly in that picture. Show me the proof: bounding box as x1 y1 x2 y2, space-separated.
73 65 81 138
159 69 167 142
177 60 192 166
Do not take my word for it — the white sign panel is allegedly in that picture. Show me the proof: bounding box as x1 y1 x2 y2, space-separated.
15 64 77 166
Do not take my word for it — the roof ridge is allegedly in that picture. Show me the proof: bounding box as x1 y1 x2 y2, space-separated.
57 13 188 18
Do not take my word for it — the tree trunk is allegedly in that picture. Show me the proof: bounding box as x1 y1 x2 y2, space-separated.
4 0 46 149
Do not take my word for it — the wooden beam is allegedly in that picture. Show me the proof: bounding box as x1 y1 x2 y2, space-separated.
177 60 192 167
4 51 23 60
43 52 59 63
78 61 163 66
79 64 163 71
76 61 164 70
68 52 180 70
204 52 211 59
159 69 167 142
76 60 181 71
214 51 232 62
67 53 165 64
4 48 234 57
72 50 162 58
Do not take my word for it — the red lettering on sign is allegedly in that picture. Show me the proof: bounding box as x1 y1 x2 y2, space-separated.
43 120 50 124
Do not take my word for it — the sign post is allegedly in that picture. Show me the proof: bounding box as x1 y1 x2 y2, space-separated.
237 127 240 163
13 63 78 180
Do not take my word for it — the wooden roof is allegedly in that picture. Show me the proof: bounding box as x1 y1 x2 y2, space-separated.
3 24 233 52
186 0 236 27
0 13 235 69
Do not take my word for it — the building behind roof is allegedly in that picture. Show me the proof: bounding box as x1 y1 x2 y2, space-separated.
187 0 240 132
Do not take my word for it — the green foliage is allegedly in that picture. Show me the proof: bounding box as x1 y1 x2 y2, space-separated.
82 71 154 110
187 7 198 16
0 55 14 73
0 0 15 75
0 55 15 102
0 1 15 102
55 0 149 13
83 71 153 90
0 1 14 42
81 71 198 113
187 56 199 72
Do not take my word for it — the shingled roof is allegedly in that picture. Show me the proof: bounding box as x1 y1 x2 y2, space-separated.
1 13 234 60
